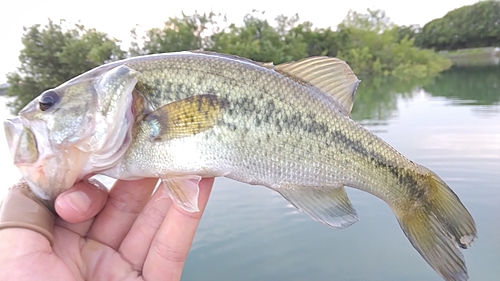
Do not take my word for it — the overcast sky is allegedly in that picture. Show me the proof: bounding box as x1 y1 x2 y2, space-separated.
0 0 479 84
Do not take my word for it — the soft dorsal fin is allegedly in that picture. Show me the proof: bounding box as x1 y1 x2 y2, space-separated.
274 57 360 115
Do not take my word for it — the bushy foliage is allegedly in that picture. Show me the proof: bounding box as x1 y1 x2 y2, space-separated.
328 10 451 78
7 9 458 112
6 20 124 113
418 1 500 50
131 10 451 78
209 12 305 63
129 12 223 55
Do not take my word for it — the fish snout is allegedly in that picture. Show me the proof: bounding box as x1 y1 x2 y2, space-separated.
4 117 53 201
4 117 39 165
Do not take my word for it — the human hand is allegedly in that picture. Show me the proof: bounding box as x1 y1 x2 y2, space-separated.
0 177 214 281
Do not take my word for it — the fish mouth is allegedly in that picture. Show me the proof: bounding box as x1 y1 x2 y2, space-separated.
4 117 49 199
4 116 69 201
5 116 96 204
4 117 39 165
4 118 22 160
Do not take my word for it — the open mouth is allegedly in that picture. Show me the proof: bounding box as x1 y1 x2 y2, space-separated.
4 117 40 165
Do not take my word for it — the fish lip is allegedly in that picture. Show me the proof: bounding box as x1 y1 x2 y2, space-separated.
5 116 53 165
4 117 24 162
4 116 57 201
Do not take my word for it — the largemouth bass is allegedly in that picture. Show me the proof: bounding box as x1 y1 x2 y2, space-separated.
4 51 476 280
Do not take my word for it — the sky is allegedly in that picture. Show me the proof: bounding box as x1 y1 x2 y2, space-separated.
0 0 479 84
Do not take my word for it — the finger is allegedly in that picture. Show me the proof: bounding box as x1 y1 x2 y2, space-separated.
87 178 158 250
55 179 108 229
118 184 172 270
142 177 214 281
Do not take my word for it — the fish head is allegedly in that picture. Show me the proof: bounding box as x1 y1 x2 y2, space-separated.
4 64 140 203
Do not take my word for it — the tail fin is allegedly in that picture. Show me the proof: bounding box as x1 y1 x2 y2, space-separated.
394 171 476 281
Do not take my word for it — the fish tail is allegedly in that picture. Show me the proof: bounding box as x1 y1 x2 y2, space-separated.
394 170 476 281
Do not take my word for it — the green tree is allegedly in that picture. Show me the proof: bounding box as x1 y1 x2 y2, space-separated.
340 9 394 32
131 10 451 78
130 12 222 55
418 1 500 50
209 11 307 63
287 21 346 57
395 24 421 44
6 20 124 113
335 9 451 78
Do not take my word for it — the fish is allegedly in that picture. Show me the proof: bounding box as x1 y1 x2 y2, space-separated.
4 51 476 281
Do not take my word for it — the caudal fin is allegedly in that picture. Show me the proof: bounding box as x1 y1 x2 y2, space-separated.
394 171 476 281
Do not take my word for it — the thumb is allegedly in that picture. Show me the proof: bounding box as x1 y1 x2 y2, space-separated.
55 179 108 224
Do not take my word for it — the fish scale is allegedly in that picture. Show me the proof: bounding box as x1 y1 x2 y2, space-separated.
4 51 476 281
123 58 357 185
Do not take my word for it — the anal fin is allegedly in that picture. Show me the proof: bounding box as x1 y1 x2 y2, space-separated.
161 175 202 212
277 185 358 228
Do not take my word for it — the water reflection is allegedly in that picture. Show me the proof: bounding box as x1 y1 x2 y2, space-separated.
351 65 500 123
424 66 500 106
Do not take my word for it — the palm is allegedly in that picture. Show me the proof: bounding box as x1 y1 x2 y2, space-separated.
0 178 213 281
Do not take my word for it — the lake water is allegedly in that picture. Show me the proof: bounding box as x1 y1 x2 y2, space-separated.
1 66 499 280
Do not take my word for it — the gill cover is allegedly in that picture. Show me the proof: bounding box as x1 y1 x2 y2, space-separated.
4 64 140 202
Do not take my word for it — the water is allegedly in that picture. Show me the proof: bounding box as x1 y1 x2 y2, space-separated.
1 66 499 280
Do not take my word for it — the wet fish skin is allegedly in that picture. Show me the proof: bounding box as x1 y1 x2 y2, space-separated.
4 52 476 281
4 65 138 202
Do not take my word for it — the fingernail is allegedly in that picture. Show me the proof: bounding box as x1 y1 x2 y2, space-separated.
64 191 91 214
85 178 107 190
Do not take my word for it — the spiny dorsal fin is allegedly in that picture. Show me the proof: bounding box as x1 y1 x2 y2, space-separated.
275 57 360 115
277 184 359 228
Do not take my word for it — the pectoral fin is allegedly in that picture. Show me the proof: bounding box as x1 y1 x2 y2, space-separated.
277 185 358 228
161 175 202 212
145 94 225 141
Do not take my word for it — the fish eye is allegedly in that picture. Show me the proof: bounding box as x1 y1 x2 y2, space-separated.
39 90 60 111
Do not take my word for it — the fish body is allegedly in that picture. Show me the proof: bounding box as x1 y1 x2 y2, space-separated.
4 52 476 280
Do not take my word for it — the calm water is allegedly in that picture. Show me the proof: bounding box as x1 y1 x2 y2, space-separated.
1 66 499 280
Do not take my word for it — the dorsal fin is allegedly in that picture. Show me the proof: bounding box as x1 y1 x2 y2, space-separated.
275 57 360 115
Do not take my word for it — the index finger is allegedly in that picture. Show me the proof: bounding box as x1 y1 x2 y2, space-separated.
87 178 158 250
142 177 214 281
